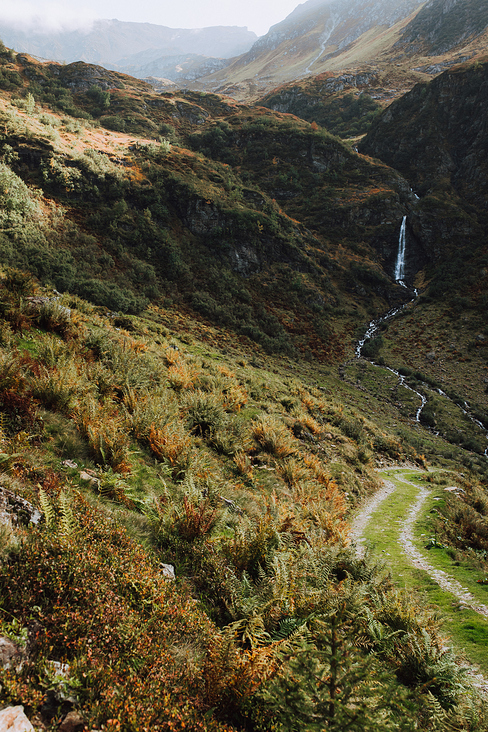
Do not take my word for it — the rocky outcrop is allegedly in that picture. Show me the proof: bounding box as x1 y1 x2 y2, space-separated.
397 0 488 55
360 60 488 275
0 486 41 528
0 706 34 732
360 60 488 209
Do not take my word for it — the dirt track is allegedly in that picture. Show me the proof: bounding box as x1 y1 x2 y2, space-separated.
351 470 488 618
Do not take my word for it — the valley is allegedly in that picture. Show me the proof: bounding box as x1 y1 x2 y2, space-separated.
0 0 488 729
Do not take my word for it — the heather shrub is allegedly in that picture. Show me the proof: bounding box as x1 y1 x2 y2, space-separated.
0 495 231 730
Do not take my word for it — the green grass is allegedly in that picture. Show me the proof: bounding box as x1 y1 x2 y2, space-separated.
361 468 488 673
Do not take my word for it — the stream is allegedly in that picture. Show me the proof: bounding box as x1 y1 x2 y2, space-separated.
355 217 488 454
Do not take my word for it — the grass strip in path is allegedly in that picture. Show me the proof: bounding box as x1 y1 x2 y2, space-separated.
354 468 488 674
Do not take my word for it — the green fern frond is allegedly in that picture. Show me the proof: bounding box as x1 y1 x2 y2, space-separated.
59 490 76 537
271 616 306 642
38 487 56 530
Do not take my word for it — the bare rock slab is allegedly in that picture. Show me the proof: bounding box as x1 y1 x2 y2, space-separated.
0 706 34 732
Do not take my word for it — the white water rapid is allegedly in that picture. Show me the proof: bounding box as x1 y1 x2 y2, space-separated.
355 296 427 423
394 216 407 287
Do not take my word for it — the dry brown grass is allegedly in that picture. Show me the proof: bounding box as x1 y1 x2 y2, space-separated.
149 423 192 478
167 361 197 391
251 415 296 459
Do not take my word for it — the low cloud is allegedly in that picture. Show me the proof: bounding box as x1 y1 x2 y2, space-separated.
0 2 96 33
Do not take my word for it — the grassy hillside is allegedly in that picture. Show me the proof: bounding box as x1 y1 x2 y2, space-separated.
1 268 488 731
1 43 488 730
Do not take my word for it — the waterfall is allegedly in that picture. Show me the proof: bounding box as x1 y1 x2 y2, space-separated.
394 216 407 286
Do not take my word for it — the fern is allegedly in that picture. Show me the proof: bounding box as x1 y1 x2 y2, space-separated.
58 490 76 537
38 488 56 530
271 616 306 641
38 487 76 537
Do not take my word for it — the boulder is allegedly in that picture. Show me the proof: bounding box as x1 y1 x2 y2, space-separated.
0 706 34 732
0 487 41 527
59 711 85 732
0 637 23 671
161 563 175 580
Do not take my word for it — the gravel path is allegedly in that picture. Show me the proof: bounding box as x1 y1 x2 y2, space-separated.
349 479 397 557
350 470 488 618
394 472 488 619
350 469 488 694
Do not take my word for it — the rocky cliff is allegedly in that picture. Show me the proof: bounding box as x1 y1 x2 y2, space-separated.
360 59 488 211
360 58 488 303
396 0 488 55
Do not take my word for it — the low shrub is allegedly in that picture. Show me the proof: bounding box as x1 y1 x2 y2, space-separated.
251 415 296 458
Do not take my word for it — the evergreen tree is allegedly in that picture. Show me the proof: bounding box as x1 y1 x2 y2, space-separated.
260 604 415 732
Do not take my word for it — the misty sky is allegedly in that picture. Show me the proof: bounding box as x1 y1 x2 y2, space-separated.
0 1 304 36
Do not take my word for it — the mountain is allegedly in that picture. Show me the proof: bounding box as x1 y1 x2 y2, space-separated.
198 0 488 103
199 0 426 98
359 57 488 430
1 34 488 732
1 46 487 441
396 0 488 56
0 18 257 66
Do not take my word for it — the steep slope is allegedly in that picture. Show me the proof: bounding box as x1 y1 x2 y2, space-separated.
196 0 488 110
1 259 487 730
0 50 424 362
203 0 425 98
360 59 488 222
2 43 488 729
257 67 418 137
357 59 488 428
1 47 488 458
396 0 488 55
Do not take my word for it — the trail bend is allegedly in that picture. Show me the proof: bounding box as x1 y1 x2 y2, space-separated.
350 469 488 620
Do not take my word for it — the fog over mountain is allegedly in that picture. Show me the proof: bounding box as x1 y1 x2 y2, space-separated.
0 18 257 67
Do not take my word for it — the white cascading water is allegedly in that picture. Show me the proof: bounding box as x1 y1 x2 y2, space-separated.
304 13 339 74
394 215 407 287
355 216 488 454
355 297 426 423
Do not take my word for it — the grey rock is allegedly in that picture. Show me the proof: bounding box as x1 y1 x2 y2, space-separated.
0 706 34 732
0 638 23 671
161 564 175 580
0 487 41 527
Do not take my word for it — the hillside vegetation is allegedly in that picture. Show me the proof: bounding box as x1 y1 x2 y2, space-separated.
0 36 488 731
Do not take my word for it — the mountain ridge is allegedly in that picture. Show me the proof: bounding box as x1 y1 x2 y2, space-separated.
0 18 257 67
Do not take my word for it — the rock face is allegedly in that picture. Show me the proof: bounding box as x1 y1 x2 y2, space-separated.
248 0 424 59
360 59 488 264
397 0 488 55
360 60 488 206
0 706 34 732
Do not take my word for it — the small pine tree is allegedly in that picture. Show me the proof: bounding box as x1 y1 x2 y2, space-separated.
260 604 415 732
